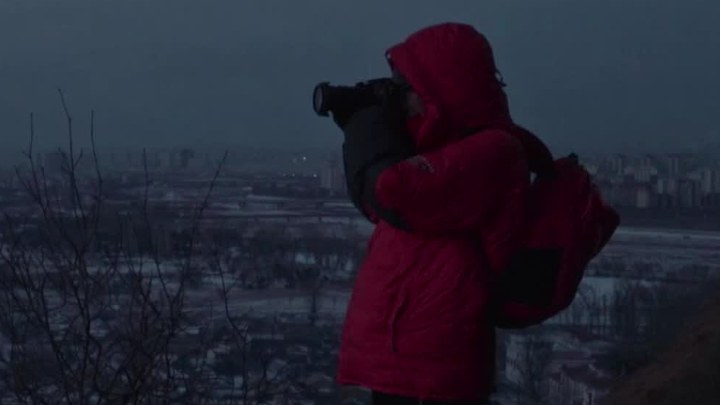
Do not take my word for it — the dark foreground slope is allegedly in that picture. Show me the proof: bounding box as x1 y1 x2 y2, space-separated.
601 292 720 405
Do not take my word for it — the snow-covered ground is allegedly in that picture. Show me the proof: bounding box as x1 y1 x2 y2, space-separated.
185 287 351 319
205 226 720 320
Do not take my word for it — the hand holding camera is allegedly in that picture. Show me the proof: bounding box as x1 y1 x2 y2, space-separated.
312 77 411 129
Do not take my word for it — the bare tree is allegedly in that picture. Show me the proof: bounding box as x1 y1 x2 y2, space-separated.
0 93 283 404
610 281 641 339
208 238 291 403
509 334 553 405
599 274 720 379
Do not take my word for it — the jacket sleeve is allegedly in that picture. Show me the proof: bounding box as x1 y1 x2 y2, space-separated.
341 105 415 229
340 105 529 250
373 127 530 240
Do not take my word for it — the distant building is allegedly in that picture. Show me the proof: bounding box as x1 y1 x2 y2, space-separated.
604 181 645 208
655 177 678 208
666 153 682 177
640 154 657 168
320 160 345 196
635 183 652 208
156 149 174 170
678 178 699 208
610 154 626 177
701 168 720 194
633 164 658 183
179 148 195 170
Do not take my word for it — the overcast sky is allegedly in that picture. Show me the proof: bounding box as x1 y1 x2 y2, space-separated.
1 0 719 163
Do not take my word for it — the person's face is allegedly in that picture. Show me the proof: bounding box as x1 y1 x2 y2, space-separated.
389 65 423 117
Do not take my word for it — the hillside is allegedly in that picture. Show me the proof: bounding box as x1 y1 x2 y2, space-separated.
601 292 720 405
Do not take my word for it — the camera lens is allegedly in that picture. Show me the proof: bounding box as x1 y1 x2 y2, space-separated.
313 82 330 116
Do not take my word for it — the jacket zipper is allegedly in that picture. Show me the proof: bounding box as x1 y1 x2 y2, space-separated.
388 289 409 353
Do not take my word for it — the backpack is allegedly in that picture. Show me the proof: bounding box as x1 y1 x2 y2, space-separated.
493 155 620 329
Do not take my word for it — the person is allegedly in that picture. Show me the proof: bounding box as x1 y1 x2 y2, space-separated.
332 22 559 404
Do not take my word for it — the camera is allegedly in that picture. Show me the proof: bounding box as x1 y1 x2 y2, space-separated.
312 78 409 117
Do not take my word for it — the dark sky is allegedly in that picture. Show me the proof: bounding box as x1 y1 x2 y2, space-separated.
1 0 719 163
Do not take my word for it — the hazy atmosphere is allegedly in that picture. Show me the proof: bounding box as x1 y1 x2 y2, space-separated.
2 2 720 404
2 0 719 164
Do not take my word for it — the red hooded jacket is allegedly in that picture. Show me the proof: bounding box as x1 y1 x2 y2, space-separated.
336 23 539 401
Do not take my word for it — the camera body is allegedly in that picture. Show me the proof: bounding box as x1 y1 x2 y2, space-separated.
313 78 409 118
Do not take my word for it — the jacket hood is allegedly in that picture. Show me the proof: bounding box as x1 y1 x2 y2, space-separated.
386 22 511 150
386 22 555 175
